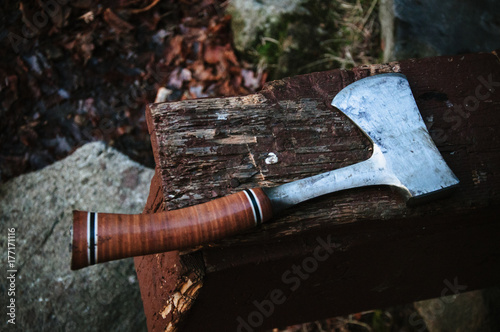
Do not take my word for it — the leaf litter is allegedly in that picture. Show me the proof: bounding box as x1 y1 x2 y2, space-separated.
0 0 266 182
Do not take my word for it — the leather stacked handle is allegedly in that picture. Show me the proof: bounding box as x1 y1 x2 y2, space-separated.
71 188 273 270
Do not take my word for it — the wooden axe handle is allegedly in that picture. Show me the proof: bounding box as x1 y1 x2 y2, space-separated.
71 188 273 270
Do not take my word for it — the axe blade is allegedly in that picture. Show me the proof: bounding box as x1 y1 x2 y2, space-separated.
331 73 459 201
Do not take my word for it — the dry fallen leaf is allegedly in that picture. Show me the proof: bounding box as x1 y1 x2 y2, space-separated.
103 8 135 33
165 35 184 66
0 0 266 184
204 44 224 64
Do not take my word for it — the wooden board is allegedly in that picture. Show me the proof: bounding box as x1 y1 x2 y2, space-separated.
135 50 500 331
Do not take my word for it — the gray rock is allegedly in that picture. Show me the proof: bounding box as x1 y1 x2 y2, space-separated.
413 288 500 332
226 0 346 79
228 0 309 53
380 0 500 61
0 142 154 331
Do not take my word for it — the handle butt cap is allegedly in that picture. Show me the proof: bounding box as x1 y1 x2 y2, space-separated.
71 210 91 270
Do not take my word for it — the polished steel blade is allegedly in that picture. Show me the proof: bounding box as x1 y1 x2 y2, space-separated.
265 73 459 211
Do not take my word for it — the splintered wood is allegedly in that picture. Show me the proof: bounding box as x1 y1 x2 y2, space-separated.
149 94 366 193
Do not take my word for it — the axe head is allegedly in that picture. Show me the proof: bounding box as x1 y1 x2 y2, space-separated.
331 73 459 203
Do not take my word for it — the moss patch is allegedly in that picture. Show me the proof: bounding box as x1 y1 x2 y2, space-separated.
230 0 382 80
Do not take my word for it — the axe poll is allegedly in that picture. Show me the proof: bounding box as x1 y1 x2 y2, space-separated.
71 73 459 270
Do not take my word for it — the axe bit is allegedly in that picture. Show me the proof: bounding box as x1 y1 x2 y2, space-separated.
71 73 459 270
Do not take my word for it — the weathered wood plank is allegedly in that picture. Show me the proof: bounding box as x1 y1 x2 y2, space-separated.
135 51 500 331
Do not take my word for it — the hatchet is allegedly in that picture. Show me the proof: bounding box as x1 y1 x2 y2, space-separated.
71 73 459 270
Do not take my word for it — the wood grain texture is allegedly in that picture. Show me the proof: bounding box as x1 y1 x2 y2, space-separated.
136 51 500 331
71 188 272 270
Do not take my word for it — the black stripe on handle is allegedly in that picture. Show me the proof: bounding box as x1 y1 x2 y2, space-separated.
244 189 262 225
89 212 96 265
